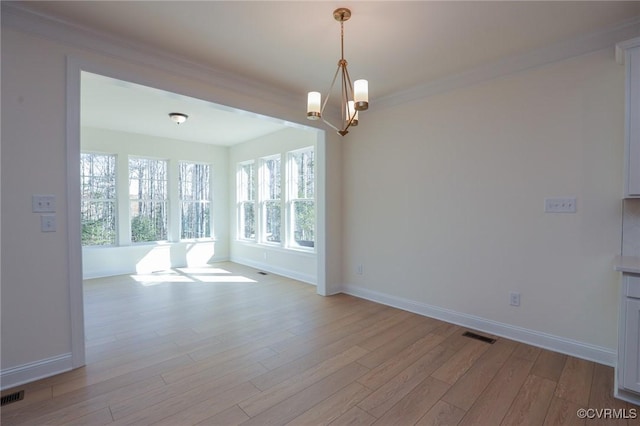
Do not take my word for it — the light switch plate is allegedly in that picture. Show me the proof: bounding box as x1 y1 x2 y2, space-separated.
40 214 56 232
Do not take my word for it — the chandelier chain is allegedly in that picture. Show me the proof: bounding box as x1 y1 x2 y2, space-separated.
341 21 345 61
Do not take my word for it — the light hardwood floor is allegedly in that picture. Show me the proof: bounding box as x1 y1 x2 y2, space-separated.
1 262 637 425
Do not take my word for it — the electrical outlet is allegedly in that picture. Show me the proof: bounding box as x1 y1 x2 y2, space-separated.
544 197 576 213
356 264 363 275
32 195 56 213
509 291 521 307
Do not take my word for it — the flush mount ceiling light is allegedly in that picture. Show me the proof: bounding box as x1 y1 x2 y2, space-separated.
169 112 188 125
307 7 368 136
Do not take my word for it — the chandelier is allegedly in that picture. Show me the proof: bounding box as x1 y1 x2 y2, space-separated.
306 8 368 136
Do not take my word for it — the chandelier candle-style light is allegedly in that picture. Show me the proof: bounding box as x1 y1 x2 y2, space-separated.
307 7 368 136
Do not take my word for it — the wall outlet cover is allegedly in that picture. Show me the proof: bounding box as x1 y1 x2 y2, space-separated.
544 197 577 213
32 195 56 213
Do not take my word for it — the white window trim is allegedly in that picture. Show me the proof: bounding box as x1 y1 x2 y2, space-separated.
178 161 213 241
128 156 170 244
259 154 283 246
236 147 316 253
237 160 256 242
286 146 315 252
80 151 118 247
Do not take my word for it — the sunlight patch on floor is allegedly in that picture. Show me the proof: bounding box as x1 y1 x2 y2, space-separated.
131 267 257 286
175 267 232 274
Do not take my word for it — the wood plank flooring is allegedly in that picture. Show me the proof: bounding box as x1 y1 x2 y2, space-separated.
2 262 638 425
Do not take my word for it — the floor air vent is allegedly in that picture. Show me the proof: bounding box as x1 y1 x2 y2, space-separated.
257 271 268 275
462 331 496 344
1 390 24 406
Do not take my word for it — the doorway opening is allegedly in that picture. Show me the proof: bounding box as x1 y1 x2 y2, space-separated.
68 64 327 369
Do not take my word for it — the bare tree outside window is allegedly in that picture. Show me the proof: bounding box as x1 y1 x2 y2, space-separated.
236 148 315 250
80 153 117 246
262 156 281 243
289 148 315 248
179 162 211 239
129 158 168 242
238 162 255 240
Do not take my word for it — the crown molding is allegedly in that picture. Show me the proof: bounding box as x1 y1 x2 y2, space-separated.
4 3 640 113
616 36 640 64
1 2 304 111
375 15 640 110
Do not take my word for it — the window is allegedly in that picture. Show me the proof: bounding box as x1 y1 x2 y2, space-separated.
238 161 255 240
129 158 168 242
80 153 117 246
236 147 315 250
289 147 315 248
179 162 211 239
261 155 281 243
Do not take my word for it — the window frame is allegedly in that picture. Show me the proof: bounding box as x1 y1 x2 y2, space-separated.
80 152 118 247
260 154 283 246
128 156 169 244
237 160 256 242
287 146 315 252
178 161 212 241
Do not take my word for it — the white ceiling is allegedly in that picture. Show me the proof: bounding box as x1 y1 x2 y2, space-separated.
81 72 294 146
13 1 640 144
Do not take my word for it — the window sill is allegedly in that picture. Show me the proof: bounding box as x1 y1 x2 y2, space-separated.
235 239 316 256
83 239 217 249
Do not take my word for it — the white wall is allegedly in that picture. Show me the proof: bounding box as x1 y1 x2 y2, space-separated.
1 8 338 388
2 26 75 384
3 1 624 390
342 48 624 364
81 127 229 278
229 128 318 284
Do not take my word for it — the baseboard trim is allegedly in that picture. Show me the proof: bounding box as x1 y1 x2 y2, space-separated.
1 353 73 390
341 284 616 367
82 256 231 280
614 384 640 406
231 256 316 285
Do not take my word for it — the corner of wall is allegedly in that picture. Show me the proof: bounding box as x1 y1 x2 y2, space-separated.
623 199 640 256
